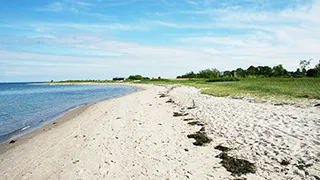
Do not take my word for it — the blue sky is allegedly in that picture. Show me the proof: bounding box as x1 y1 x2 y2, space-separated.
0 0 319 81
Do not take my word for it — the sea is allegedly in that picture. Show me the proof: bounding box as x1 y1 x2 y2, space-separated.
0 83 137 143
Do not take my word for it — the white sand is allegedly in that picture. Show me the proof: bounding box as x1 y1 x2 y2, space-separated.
0 84 319 180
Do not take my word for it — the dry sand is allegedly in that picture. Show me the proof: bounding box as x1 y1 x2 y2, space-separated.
0 84 319 180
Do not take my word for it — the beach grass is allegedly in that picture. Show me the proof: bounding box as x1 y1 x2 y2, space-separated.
136 77 320 100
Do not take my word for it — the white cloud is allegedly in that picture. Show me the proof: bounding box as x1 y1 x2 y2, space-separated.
2 0 320 81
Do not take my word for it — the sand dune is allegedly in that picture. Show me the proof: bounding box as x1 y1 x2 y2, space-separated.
0 84 319 180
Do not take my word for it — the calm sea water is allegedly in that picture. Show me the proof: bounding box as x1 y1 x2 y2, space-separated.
0 83 137 143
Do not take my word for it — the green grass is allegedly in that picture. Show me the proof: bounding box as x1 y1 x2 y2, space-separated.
137 77 320 100
197 78 320 99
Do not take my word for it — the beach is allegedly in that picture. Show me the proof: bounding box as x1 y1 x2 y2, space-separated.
0 84 319 180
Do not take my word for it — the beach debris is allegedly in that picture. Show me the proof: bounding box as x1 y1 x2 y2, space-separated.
280 159 290 166
296 163 312 171
159 93 167 98
184 148 189 152
116 117 121 119
166 99 175 103
53 122 57 125
187 121 204 126
9 140 16 144
173 112 189 117
72 160 80 164
315 103 320 107
214 145 231 152
187 100 196 109
183 118 194 121
187 127 212 146
215 152 256 176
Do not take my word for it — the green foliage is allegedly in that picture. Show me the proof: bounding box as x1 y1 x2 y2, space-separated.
306 69 319 77
299 59 311 76
198 68 220 78
127 74 144 80
223 70 232 77
246 66 258 76
272 64 287 77
206 77 240 82
235 68 246 77
177 71 198 78
177 69 220 78
199 77 320 99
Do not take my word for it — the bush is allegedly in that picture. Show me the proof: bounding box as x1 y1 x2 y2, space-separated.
127 75 144 80
206 77 240 82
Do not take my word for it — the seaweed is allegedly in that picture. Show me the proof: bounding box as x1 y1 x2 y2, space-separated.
173 112 189 117
166 99 175 103
183 118 194 121
215 145 231 152
280 160 290 166
187 121 204 126
216 152 256 176
187 128 212 146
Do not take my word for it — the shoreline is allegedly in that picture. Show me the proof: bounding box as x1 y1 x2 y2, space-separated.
0 83 142 149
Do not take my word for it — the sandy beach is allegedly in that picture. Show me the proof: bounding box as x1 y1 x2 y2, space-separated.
0 84 319 180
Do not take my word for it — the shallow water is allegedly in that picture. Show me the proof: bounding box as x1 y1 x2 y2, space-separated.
0 83 136 143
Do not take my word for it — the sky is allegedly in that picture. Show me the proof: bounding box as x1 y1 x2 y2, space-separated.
0 0 319 81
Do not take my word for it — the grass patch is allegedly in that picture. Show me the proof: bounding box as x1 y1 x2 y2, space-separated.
199 77 320 99
135 77 320 100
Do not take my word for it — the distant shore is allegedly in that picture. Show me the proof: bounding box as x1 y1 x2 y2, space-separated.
0 84 319 179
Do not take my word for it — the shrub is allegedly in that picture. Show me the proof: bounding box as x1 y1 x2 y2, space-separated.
206 77 240 82
127 75 144 80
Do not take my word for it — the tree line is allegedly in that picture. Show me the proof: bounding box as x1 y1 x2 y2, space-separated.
177 60 320 78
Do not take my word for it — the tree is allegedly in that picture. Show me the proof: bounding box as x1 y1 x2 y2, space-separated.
306 69 318 77
272 64 287 77
257 66 273 77
198 69 220 78
315 60 320 69
127 75 144 80
177 71 197 78
246 66 258 76
235 68 246 77
307 60 320 77
223 71 232 77
299 59 311 76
